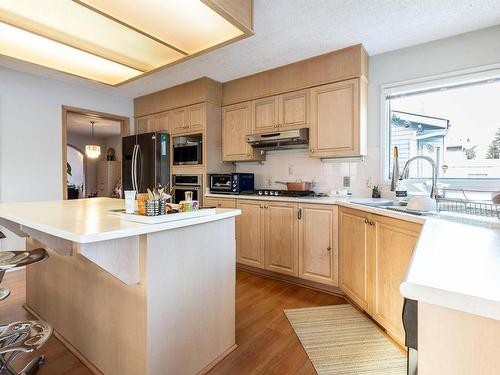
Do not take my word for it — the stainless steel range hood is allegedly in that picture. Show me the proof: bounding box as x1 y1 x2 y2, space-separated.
246 128 309 150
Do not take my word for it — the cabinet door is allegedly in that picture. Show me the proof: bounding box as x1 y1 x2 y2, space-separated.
186 103 205 132
153 112 169 132
372 215 421 346
339 207 370 311
299 204 337 285
279 90 309 130
264 202 298 276
236 200 264 268
135 116 153 134
204 197 236 208
251 96 279 133
222 102 253 161
168 108 187 134
310 79 360 157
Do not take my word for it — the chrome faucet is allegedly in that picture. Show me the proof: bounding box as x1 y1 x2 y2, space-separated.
399 156 438 199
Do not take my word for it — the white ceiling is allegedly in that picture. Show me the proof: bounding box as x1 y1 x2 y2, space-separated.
1 0 500 98
67 112 121 138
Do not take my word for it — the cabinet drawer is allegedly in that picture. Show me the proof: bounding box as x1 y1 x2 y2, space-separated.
204 197 236 209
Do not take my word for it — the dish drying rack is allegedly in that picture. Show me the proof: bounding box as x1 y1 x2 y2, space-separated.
436 188 500 220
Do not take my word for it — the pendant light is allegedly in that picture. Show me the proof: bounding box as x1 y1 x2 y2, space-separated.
85 120 101 159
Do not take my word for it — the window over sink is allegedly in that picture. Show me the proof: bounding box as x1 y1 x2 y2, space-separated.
381 66 500 189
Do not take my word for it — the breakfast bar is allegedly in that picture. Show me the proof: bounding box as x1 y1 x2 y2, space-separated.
0 198 240 375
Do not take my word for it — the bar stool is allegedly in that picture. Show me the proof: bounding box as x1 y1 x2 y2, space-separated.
0 248 52 375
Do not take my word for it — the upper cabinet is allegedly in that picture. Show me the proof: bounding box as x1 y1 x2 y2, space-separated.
251 96 279 132
222 102 265 162
168 103 206 135
309 78 367 158
250 89 309 133
135 116 154 134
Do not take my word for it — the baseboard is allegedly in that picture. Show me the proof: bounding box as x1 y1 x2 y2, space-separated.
197 344 237 375
237 264 345 298
23 304 104 375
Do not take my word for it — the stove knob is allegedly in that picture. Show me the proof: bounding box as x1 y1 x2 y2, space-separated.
258 191 263 195
264 191 269 196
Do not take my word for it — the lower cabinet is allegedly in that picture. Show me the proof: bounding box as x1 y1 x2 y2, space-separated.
236 200 337 283
339 207 421 346
264 202 298 276
299 204 338 285
236 200 265 268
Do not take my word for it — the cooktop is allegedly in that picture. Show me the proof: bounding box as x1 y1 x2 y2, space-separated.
242 189 317 198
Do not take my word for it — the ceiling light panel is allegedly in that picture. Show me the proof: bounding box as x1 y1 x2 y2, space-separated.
0 0 185 72
77 0 245 54
0 22 142 85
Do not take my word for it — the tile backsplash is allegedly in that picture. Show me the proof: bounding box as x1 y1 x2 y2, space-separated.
236 146 381 197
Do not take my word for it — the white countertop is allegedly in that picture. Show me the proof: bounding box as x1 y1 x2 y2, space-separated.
208 192 500 319
0 198 240 244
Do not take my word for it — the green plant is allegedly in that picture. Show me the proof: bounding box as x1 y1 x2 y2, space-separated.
67 162 72 176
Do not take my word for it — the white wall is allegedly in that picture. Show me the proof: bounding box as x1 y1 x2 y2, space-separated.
0 67 132 204
0 68 132 250
238 25 500 194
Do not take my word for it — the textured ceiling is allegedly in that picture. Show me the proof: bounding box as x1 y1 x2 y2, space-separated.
67 112 121 137
1 0 500 98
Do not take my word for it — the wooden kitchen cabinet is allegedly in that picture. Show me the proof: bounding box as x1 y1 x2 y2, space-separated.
135 115 154 134
153 112 169 132
371 214 420 346
222 102 265 162
236 200 265 268
264 201 299 276
251 96 279 132
299 204 338 285
237 200 298 275
310 78 367 158
339 207 371 311
96 161 121 197
339 206 422 347
279 89 309 130
250 90 309 133
204 197 236 208
168 103 206 135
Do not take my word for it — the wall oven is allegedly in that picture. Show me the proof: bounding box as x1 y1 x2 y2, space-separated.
172 134 202 166
172 174 203 204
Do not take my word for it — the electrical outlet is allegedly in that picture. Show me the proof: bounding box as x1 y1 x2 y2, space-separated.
343 176 351 188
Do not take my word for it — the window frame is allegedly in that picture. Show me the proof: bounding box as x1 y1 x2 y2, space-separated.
380 63 500 190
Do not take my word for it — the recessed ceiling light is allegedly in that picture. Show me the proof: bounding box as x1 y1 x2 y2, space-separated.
0 0 252 86
0 21 143 85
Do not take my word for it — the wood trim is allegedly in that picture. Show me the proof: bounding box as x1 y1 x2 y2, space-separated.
62 106 129 200
23 303 105 375
197 344 238 375
202 0 253 34
222 44 369 105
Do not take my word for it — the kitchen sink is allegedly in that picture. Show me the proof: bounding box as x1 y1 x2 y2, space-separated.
351 199 435 216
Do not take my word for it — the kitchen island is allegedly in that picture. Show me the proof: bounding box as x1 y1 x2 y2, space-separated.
0 198 240 375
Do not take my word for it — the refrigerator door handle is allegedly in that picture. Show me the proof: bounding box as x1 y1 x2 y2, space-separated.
137 145 143 192
131 144 138 192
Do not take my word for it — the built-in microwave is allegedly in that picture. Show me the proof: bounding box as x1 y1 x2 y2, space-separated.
172 134 202 165
210 173 254 194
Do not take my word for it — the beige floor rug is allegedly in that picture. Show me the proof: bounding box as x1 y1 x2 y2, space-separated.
284 304 406 375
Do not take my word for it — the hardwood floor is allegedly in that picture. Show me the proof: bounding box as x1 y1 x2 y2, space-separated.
209 270 345 375
0 268 345 374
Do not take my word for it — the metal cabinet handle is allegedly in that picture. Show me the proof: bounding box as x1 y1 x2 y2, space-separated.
297 208 302 220
259 204 263 208
264 205 269 209
364 218 369 224
327 246 332 251
369 220 375 226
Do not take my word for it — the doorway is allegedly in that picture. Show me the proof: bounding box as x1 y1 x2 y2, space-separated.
62 106 129 200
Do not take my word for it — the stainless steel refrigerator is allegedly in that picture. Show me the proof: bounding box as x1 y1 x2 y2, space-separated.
122 132 170 193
